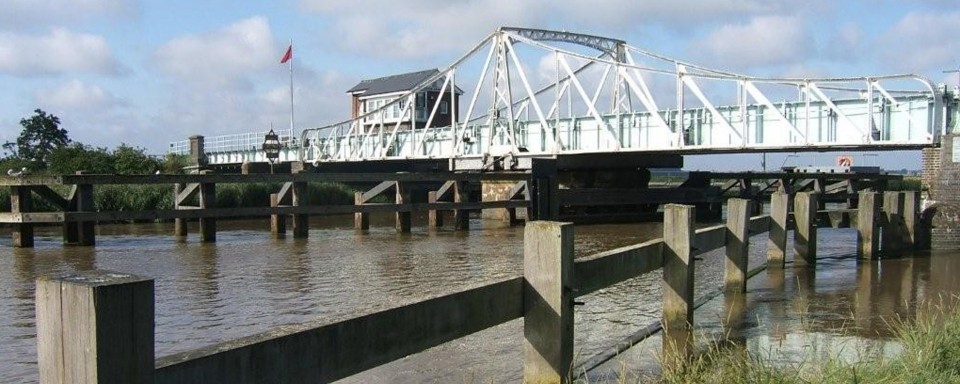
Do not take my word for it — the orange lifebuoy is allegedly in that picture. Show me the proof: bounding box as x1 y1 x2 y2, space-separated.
837 155 853 167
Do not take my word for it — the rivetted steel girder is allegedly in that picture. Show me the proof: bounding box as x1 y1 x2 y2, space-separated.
499 27 624 57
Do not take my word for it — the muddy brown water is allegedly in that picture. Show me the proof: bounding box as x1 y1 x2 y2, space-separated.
1 216 956 383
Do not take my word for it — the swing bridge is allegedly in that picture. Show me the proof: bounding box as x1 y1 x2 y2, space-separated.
169 27 949 170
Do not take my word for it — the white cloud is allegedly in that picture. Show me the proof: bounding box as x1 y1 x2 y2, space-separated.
310 0 538 59
152 16 278 89
0 28 122 76
299 0 829 60
0 0 135 29
34 79 120 110
878 11 960 74
694 16 813 70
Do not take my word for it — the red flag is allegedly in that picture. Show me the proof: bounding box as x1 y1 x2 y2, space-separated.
280 44 292 64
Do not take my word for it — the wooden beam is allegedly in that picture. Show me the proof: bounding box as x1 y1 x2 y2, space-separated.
360 181 396 204
573 239 663 297
30 186 69 209
155 278 523 384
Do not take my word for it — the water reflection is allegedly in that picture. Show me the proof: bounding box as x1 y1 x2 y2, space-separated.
2 222 960 383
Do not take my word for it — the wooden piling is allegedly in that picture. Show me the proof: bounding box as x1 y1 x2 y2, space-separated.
36 271 154 384
427 191 442 228
793 192 818 266
903 191 919 249
882 191 904 253
453 181 469 230
395 182 411 233
270 193 286 238
523 221 573 384
173 183 187 238
725 198 751 293
354 192 369 230
11 186 34 248
857 191 880 259
767 192 788 268
199 182 216 242
292 181 308 238
76 182 96 246
662 204 695 361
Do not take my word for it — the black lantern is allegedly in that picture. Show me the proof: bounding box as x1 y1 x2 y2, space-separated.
262 129 282 173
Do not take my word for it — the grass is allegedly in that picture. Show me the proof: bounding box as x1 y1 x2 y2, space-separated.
650 295 960 384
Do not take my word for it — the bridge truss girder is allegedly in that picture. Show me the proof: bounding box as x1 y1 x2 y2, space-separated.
293 27 943 166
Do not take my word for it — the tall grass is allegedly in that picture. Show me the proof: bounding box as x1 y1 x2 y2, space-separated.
655 295 960 384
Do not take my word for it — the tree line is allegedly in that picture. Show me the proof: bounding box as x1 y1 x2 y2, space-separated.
2 109 188 175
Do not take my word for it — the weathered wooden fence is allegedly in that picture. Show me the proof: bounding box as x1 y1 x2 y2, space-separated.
35 191 921 383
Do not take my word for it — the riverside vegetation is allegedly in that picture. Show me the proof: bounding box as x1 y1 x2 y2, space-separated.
649 295 960 384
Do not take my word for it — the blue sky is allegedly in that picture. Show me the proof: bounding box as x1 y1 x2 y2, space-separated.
1 0 957 170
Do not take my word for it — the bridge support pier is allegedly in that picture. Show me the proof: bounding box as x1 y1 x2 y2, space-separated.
10 186 34 248
291 181 309 238
922 133 960 250
767 192 789 268
858 191 880 259
354 192 369 230
270 193 286 238
199 181 216 243
395 183 411 233
793 192 818 266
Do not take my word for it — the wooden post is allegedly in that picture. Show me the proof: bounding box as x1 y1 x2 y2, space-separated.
882 191 904 254
427 191 442 228
453 181 469 230
793 192 818 266
76 182 95 246
173 183 187 238
531 158 559 221
395 182 411 233
292 182 309 238
36 271 154 384
902 191 919 249
767 192 788 268
662 204 695 361
725 198 751 293
523 221 573 384
857 191 880 259
270 193 286 238
11 186 34 248
354 192 369 230
198 182 216 243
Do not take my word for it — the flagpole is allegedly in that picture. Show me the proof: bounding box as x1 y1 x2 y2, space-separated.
288 39 295 137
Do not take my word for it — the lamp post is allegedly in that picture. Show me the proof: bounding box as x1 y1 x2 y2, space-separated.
262 129 282 174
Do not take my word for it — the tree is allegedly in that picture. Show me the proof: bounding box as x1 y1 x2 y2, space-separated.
47 143 114 175
3 109 71 169
113 144 162 175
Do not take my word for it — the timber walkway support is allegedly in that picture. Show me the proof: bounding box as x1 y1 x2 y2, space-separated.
1 171 531 248
34 191 921 383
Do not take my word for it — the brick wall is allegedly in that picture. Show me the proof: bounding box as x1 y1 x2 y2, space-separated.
924 134 960 249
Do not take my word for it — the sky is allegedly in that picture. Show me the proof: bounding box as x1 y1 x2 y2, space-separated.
1 0 957 171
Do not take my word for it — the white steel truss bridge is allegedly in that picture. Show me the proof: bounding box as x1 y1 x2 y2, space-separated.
177 27 948 167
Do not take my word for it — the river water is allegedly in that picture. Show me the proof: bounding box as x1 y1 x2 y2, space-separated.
1 215 957 383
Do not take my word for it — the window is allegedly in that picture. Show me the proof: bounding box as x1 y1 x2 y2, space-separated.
441 101 448 114
416 93 426 108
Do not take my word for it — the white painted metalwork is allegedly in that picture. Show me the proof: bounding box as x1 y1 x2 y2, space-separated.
173 27 946 166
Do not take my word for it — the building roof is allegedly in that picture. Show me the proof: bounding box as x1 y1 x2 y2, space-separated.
347 69 463 97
